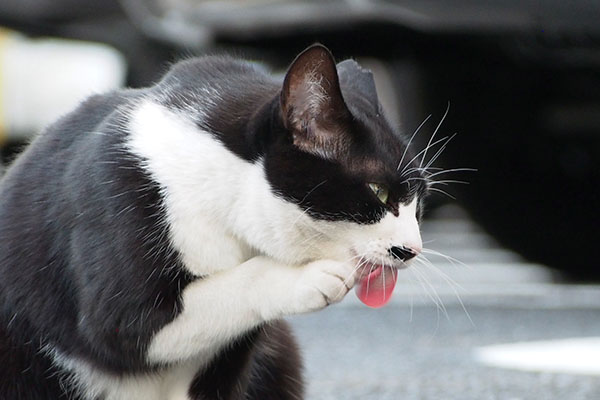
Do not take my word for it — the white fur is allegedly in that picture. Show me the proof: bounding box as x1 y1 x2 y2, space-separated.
146 256 356 364
49 347 202 400
112 100 423 390
127 101 330 274
347 199 422 267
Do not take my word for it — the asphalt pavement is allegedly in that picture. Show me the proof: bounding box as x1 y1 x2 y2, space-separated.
288 205 600 400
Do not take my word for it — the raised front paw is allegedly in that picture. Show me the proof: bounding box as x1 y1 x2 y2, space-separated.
292 259 357 314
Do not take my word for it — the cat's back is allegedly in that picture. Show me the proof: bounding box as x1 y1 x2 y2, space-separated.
0 88 143 290
159 55 275 91
154 56 279 121
0 89 135 184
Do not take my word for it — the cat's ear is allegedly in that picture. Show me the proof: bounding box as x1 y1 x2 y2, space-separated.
281 44 351 158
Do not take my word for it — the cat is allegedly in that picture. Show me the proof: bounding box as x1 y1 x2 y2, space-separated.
0 44 426 399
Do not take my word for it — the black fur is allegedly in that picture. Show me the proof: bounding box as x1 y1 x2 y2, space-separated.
159 46 426 223
190 321 303 400
0 44 425 399
0 90 195 397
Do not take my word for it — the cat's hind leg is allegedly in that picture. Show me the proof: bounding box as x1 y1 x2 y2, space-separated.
245 320 304 400
188 320 304 400
0 324 75 400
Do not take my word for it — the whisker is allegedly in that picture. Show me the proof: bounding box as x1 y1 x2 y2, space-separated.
428 179 470 186
380 255 386 302
330 254 367 296
365 262 377 298
299 180 328 204
424 167 478 178
419 101 450 170
404 177 432 183
428 187 456 199
402 166 443 176
349 255 370 284
417 254 466 292
404 270 417 322
290 207 313 228
411 260 449 319
417 254 475 327
336 253 371 298
296 230 326 248
400 135 450 177
422 248 471 270
423 132 457 171
397 114 432 171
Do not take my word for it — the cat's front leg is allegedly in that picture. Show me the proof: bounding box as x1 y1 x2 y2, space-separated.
147 257 357 364
285 259 357 315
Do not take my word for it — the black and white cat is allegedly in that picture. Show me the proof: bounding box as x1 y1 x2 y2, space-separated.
0 44 426 399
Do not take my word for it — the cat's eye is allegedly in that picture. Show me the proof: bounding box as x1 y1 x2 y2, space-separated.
368 183 389 204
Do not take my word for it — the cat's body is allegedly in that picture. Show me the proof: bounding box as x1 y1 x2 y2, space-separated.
0 45 426 399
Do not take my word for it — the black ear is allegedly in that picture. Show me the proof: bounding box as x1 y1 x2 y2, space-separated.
281 44 351 158
336 59 380 116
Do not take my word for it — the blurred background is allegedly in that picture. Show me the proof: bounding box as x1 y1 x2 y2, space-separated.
0 1 599 398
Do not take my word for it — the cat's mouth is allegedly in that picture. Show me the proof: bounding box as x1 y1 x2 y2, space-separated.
355 263 397 308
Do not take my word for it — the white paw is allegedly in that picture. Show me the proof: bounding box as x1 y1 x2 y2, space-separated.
292 259 357 314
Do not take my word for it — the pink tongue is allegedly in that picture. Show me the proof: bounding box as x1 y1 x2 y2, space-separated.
355 265 397 308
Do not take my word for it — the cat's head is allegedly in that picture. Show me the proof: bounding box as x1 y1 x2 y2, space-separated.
128 44 428 278
258 45 427 270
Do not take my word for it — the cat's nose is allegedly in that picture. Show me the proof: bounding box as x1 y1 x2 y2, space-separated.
389 246 419 262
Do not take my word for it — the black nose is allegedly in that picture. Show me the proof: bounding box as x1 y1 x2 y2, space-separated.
389 246 418 262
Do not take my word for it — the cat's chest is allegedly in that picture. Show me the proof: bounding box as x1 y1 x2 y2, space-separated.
177 224 257 276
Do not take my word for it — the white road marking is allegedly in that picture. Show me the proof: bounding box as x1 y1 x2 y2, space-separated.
474 337 600 376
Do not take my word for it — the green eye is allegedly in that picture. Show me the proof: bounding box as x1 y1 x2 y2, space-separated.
368 183 389 204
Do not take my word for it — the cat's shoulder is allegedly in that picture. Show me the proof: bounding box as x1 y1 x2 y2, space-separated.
34 88 142 147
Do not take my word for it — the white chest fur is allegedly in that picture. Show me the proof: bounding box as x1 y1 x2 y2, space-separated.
50 349 204 400
126 100 329 275
126 100 258 275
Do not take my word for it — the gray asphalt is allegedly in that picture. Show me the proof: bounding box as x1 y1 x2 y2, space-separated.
288 205 600 400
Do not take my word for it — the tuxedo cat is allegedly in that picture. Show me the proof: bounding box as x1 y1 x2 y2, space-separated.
0 44 426 399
